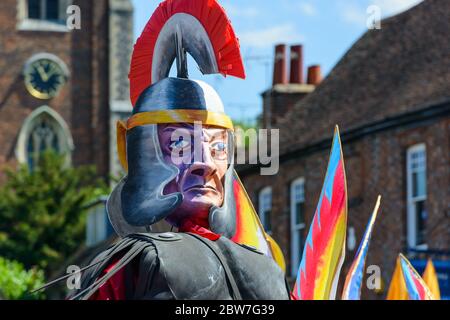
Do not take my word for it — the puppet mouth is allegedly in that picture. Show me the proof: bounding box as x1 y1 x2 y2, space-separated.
185 185 217 192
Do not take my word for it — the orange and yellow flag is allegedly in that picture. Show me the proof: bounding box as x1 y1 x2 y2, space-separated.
422 259 441 300
386 256 408 300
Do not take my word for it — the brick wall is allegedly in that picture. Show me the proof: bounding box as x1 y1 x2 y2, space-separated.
262 87 312 129
240 0 450 297
0 0 110 182
238 116 449 299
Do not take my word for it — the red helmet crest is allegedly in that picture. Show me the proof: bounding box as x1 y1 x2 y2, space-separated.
129 0 246 106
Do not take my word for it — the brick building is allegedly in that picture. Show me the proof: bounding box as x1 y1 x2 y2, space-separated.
237 0 450 298
0 0 133 182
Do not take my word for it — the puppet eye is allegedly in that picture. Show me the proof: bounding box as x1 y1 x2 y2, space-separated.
169 138 190 151
211 142 227 159
212 142 227 151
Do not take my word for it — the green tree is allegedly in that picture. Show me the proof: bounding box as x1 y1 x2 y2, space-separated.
0 257 45 300
0 151 109 275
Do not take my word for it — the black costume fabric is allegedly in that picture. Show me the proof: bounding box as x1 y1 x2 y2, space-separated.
72 233 290 300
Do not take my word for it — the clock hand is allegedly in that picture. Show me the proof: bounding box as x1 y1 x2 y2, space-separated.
37 65 49 82
46 65 61 81
46 69 58 80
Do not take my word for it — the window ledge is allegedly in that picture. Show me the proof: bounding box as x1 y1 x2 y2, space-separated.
406 244 429 259
410 244 429 251
17 19 69 33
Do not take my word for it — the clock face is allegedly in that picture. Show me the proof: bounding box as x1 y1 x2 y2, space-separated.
24 58 67 99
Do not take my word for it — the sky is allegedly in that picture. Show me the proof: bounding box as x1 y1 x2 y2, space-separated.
131 0 423 122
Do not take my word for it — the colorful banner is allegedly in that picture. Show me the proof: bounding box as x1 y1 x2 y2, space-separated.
292 127 347 300
386 256 408 300
422 258 441 300
342 196 381 300
231 172 286 273
399 254 434 300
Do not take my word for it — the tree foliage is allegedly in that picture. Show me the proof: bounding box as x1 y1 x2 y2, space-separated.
0 257 45 300
0 151 109 275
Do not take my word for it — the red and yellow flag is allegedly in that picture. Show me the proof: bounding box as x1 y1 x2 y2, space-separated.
231 172 286 273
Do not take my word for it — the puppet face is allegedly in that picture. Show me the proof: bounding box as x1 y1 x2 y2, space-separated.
158 123 229 227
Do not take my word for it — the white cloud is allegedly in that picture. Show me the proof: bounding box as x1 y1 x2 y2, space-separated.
341 4 367 26
238 24 304 48
298 2 317 16
370 0 423 17
221 2 259 18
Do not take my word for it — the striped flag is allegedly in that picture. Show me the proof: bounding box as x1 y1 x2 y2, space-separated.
292 126 347 300
342 196 381 300
399 254 434 300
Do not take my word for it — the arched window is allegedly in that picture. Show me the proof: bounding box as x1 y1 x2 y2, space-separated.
16 106 74 169
258 186 272 234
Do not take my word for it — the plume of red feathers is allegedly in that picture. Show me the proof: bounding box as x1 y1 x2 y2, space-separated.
129 0 246 106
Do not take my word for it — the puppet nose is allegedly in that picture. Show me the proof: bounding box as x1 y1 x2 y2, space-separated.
190 160 215 178
191 168 205 176
190 142 216 177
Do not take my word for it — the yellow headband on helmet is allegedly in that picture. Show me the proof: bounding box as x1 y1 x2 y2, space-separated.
127 109 234 130
117 109 234 171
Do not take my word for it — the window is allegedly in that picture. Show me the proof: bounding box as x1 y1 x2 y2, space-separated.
407 144 427 248
27 0 61 21
27 0 40 19
17 0 69 32
16 106 74 169
26 114 60 169
290 178 306 276
86 197 114 247
258 187 272 233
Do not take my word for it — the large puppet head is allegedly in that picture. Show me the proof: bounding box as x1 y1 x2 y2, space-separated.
117 78 239 236
107 0 245 237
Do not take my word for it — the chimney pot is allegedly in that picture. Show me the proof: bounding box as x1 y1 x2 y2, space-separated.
289 45 303 84
273 44 287 85
307 65 322 86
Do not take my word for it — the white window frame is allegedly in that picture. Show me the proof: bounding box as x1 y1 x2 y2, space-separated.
17 0 71 32
406 143 427 249
290 177 306 276
258 186 272 234
15 105 74 168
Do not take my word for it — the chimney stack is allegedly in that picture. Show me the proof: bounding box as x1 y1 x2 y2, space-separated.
273 44 287 85
289 45 303 84
307 65 322 86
